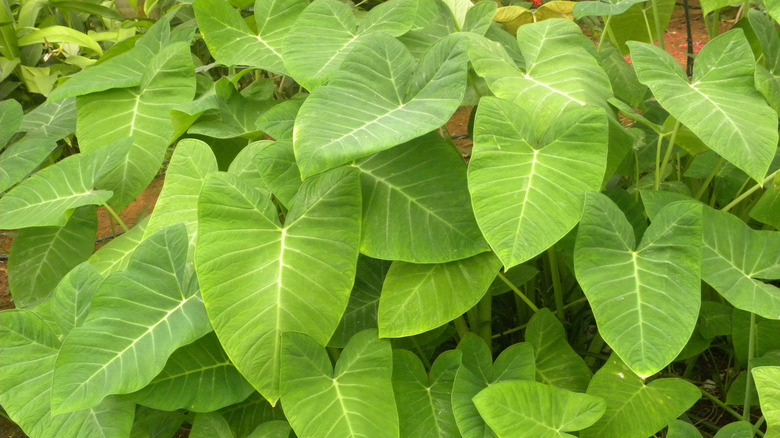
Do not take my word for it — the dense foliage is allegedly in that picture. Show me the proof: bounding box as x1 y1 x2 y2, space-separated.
0 0 779 436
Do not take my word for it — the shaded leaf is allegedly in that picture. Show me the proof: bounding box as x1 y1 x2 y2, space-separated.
526 308 592 392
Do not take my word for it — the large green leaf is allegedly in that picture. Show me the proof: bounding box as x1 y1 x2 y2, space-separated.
574 194 702 377
0 137 58 193
356 132 488 262
580 356 700 438
188 78 274 139
252 140 302 209
452 333 535 437
196 167 361 404
0 139 129 229
526 308 592 392
193 0 306 75
280 330 399 438
20 97 76 140
608 0 675 53
573 0 648 19
52 225 212 413
218 393 287 438
49 262 103 335
752 367 780 438
701 207 780 319
0 98 22 148
470 98 608 268
256 99 303 141
144 139 218 247
749 10 780 115
666 420 703 438
8 206 96 308
129 332 255 412
628 30 779 182
0 310 135 437
293 32 468 178
378 252 500 337
392 349 462 438
76 41 196 209
474 381 606 438
714 422 756 438
282 0 418 90
330 255 390 348
87 217 148 276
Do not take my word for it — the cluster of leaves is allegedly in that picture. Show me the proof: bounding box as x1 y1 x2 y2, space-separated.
0 0 780 437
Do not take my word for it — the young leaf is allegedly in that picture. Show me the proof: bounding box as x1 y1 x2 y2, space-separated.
392 349 462 437
196 167 361 404
356 132 487 263
526 308 593 392
628 30 779 182
0 139 129 229
280 330 399 438
701 206 780 319
0 137 58 194
575 194 702 377
379 252 501 338
52 225 212 414
193 0 306 75
752 366 780 437
469 98 608 268
293 32 468 178
283 0 417 90
580 356 700 438
76 41 196 209
452 333 535 437
8 206 96 308
128 332 255 413
473 381 606 438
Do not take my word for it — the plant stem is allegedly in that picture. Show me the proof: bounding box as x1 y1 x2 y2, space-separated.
585 332 606 367
694 157 725 200
754 416 765 434
654 132 666 190
744 311 756 421
656 120 681 190
454 316 470 340
497 272 539 313
651 0 665 50
477 292 492 348
562 296 588 311
721 169 779 212
411 337 432 369
547 249 565 321
699 388 744 421
103 204 129 233
598 15 612 49
492 322 529 339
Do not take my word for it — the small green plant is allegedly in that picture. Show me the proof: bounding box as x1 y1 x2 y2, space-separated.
0 0 779 436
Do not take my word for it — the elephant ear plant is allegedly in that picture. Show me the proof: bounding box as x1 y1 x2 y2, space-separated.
0 0 779 436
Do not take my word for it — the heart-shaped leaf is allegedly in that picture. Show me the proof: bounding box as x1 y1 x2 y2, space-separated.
293 32 468 178
702 206 780 319
392 349 462 437
575 194 702 377
196 167 361 404
193 0 306 75
580 356 700 438
629 30 778 182
379 252 500 338
280 330 399 438
474 381 606 438
52 225 212 413
470 97 608 268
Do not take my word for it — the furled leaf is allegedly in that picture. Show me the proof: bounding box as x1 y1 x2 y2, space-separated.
629 30 778 182
20 97 76 140
8 206 96 308
194 0 306 75
701 206 780 319
452 333 535 437
580 356 701 438
392 349 461 438
0 139 128 229
0 137 58 193
470 97 608 268
281 330 399 438
379 252 500 337
129 332 255 412
196 167 361 403
753 366 780 438
575 194 702 377
0 98 22 148
526 308 593 392
474 381 606 438
87 217 148 276
356 132 487 262
76 41 196 209
144 139 218 247
0 310 135 437
283 0 417 90
52 225 212 413
294 32 468 177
